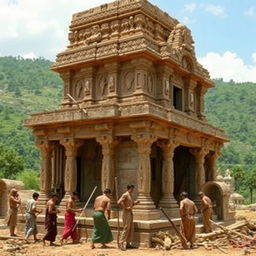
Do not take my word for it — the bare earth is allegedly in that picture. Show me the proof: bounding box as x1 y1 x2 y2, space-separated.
0 210 255 256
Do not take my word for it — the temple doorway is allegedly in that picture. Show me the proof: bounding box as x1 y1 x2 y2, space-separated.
77 139 102 204
173 146 196 201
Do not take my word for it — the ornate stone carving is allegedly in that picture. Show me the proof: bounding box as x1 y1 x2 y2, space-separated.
85 25 102 45
60 138 83 195
84 80 90 96
74 79 84 99
36 140 54 198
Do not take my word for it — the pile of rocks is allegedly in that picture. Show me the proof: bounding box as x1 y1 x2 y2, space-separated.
0 239 28 255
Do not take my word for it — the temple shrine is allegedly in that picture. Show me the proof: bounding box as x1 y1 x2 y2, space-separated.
25 0 235 246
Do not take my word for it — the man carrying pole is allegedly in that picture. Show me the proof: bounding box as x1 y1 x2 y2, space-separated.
91 188 113 249
60 192 83 245
179 192 197 249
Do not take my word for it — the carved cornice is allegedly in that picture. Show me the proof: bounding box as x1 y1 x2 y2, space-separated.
25 101 229 142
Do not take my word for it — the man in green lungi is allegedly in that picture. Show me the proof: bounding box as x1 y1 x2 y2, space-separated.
91 188 113 249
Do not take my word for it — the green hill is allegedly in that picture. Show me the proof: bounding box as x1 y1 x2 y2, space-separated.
0 56 256 184
0 56 62 179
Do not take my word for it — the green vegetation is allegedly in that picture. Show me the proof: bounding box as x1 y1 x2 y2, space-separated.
0 56 62 185
0 56 256 202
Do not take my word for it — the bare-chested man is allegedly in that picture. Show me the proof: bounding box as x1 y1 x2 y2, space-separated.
91 188 113 249
43 194 60 246
179 192 197 249
118 184 140 251
198 191 213 233
60 192 83 245
6 188 21 236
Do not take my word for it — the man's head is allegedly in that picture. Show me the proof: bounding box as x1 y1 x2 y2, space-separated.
10 188 18 197
51 193 58 202
103 188 111 198
32 192 39 201
127 184 135 193
71 191 79 200
198 191 204 199
180 191 188 200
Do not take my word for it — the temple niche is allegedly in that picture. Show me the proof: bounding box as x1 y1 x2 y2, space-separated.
24 0 234 247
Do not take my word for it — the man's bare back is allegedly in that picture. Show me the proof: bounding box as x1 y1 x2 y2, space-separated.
94 195 110 212
180 198 197 217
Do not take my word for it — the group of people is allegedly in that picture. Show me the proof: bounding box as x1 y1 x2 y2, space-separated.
6 185 213 250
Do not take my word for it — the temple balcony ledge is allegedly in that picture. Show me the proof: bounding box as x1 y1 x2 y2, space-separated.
24 101 228 141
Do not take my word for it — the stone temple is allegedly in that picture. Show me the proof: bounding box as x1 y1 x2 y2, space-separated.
25 0 235 246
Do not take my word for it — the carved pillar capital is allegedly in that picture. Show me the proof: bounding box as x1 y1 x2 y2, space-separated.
157 139 177 159
60 138 83 157
35 139 54 155
189 148 209 162
131 134 157 153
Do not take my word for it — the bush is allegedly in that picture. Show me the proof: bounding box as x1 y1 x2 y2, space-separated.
16 169 39 190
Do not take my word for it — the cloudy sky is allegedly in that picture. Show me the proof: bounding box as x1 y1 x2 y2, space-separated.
0 0 256 82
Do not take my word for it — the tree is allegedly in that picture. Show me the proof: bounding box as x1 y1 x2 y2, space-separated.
244 168 256 204
16 169 39 190
0 144 25 179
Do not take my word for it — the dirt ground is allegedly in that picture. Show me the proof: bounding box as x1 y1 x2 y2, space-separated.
0 210 255 256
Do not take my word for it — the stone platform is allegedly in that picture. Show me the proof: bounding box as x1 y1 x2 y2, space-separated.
17 213 234 247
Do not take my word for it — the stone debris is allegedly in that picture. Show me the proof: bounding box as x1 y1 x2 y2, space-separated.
1 239 27 255
152 219 256 253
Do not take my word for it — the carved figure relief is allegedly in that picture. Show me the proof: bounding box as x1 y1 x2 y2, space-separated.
164 79 170 96
85 25 102 45
74 80 84 98
190 92 194 107
99 75 108 97
101 23 110 40
122 71 135 95
134 14 145 31
108 75 115 92
147 73 153 93
182 56 193 71
110 20 120 36
84 80 90 96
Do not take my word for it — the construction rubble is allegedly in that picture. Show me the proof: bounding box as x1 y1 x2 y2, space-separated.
152 219 256 254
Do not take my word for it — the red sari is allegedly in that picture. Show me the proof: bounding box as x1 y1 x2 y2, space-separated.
62 211 78 241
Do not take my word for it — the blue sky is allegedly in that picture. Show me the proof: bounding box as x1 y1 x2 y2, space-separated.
0 0 255 82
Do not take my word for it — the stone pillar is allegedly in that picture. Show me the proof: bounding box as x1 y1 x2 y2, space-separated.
189 148 208 208
197 85 208 120
60 138 83 206
105 63 119 103
131 134 160 220
97 135 118 217
36 140 54 206
132 58 152 98
156 66 173 107
184 78 197 116
158 140 179 217
82 67 95 105
60 71 73 108
207 151 221 181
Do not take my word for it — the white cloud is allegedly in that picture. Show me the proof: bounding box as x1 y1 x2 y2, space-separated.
181 16 196 25
0 0 113 60
202 4 225 16
21 52 36 59
244 7 256 17
252 53 256 63
183 3 197 13
198 51 256 83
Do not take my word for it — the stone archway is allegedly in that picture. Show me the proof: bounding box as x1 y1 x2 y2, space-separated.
202 181 231 220
0 179 24 217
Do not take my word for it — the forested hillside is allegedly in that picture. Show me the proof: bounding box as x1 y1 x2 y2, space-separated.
0 56 62 187
0 56 256 197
